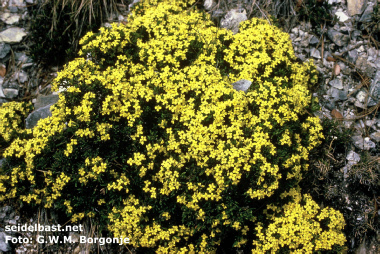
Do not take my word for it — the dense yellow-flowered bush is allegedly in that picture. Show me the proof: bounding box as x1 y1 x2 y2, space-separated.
0 0 346 252
0 101 33 158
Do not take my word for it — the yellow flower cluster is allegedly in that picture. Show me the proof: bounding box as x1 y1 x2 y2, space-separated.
78 156 108 184
252 193 346 253
0 101 32 142
45 172 70 208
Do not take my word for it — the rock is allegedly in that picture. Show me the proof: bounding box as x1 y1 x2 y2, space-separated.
2 88 18 99
330 87 347 101
204 0 215 11
25 104 54 129
300 34 311 47
352 135 376 150
14 70 28 83
370 131 380 142
335 11 350 22
0 42 11 58
220 8 247 34
348 49 358 63
329 78 343 89
310 48 321 59
15 52 32 65
291 27 299 36
347 150 360 163
0 12 21 25
368 70 380 106
359 3 374 23
34 94 59 110
356 56 376 77
324 101 336 111
327 29 350 46
309 35 319 45
232 79 252 93
10 0 26 7
0 27 27 43
347 0 367 16
0 232 12 252
356 90 367 103
8 219 17 225
351 30 362 40
367 48 378 62
365 120 376 128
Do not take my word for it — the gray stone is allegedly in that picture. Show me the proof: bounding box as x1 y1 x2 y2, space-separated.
348 49 358 63
2 79 18 89
14 70 28 83
356 56 376 77
336 11 350 22
309 35 319 45
9 6 18 13
347 150 360 163
330 87 347 101
0 232 12 252
232 79 252 93
291 27 299 36
34 94 59 110
8 219 17 225
300 34 311 47
327 29 350 46
354 100 366 109
370 131 380 142
0 12 21 25
2 88 18 99
26 0 35 3
368 70 380 106
367 48 378 62
365 120 376 127
25 104 54 129
351 30 362 40
220 8 248 34
356 90 367 103
329 78 343 89
0 27 27 43
347 0 367 16
10 0 26 7
359 3 374 23
352 135 376 150
0 42 11 58
324 101 336 111
204 0 215 11
15 52 32 64
310 48 321 59
0 77 4 91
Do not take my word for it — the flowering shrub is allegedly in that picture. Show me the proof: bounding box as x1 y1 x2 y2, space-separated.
0 102 32 143
0 0 346 252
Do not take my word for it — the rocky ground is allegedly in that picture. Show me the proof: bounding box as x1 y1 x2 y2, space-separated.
0 0 379 253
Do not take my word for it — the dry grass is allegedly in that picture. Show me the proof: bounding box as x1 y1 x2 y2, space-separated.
39 0 127 39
